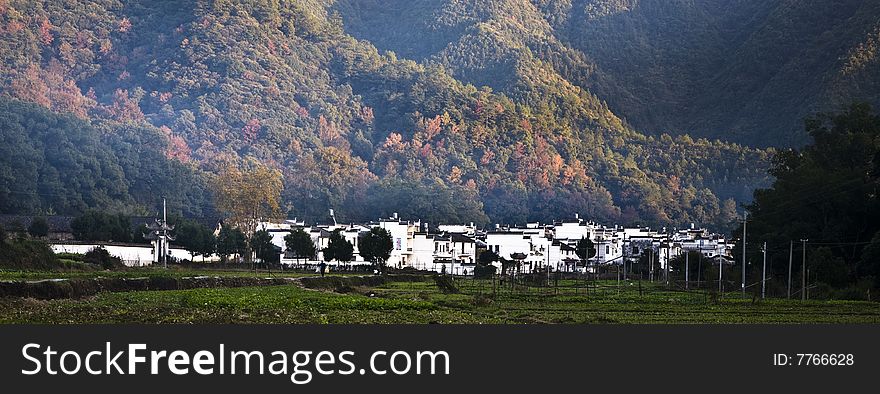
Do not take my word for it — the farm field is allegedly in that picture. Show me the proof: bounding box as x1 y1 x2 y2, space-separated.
1 275 879 324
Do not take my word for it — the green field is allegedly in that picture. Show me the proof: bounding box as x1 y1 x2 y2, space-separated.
1 273 879 324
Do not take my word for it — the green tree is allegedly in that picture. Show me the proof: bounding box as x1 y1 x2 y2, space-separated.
575 237 596 262
323 229 353 265
284 228 316 265
71 211 132 242
28 217 49 238
475 249 500 278
175 220 215 262
359 227 393 274
251 229 280 265
734 103 880 292
217 226 247 263
479 249 500 264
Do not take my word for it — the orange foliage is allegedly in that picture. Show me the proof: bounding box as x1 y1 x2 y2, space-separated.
39 18 53 45
10 64 50 108
448 166 463 184
383 133 405 150
109 89 144 122
118 17 132 33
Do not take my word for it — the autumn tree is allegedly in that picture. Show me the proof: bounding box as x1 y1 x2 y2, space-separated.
212 160 283 262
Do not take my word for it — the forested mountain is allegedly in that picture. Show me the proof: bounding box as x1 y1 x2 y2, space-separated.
336 0 880 147
0 0 782 230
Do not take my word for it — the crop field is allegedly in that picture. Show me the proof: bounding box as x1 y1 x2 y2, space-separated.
1 274 879 324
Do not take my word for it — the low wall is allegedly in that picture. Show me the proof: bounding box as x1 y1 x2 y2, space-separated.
50 243 221 267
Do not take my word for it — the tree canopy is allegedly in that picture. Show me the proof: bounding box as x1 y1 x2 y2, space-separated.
359 227 394 273
734 103 880 293
323 229 354 264
284 228 317 262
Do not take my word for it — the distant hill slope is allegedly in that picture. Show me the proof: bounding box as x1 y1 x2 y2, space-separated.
336 0 880 147
0 0 771 230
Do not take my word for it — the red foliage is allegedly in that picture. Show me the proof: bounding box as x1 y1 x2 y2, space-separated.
6 20 24 33
53 79 93 118
118 17 132 33
165 134 192 163
423 115 442 140
109 89 144 122
39 18 54 45
242 118 261 141
318 115 341 144
383 133 404 150
419 143 433 159
361 106 374 124
99 40 112 54
474 101 484 115
480 150 495 165
10 64 50 108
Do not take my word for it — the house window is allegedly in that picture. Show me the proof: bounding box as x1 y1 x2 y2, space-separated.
605 246 609 254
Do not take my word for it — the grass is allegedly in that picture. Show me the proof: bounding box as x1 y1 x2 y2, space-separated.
1 276 879 324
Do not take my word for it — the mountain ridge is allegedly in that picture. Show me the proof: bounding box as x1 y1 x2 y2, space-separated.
0 0 781 231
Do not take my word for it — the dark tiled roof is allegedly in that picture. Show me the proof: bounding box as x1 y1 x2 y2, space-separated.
449 233 475 243
0 215 74 233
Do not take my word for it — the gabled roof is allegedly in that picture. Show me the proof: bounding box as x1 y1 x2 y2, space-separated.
449 233 475 243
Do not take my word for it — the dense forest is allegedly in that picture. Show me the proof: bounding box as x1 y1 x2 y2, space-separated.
0 0 801 230
733 103 880 295
337 0 880 147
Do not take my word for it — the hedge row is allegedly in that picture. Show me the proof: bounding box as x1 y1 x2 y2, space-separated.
0 276 295 300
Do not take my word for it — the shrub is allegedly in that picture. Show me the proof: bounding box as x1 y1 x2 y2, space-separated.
0 238 59 270
28 217 49 238
83 248 124 270
474 263 496 279
433 275 459 294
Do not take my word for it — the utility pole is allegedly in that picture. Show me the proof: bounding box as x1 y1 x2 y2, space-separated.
761 242 767 299
800 239 808 301
685 251 689 290
665 235 670 287
162 198 167 269
718 255 723 294
787 241 793 299
742 213 747 298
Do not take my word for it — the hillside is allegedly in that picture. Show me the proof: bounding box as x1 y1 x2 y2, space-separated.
336 0 880 147
0 0 772 230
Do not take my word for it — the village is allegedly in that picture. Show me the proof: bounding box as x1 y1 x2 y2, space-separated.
2 211 735 277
